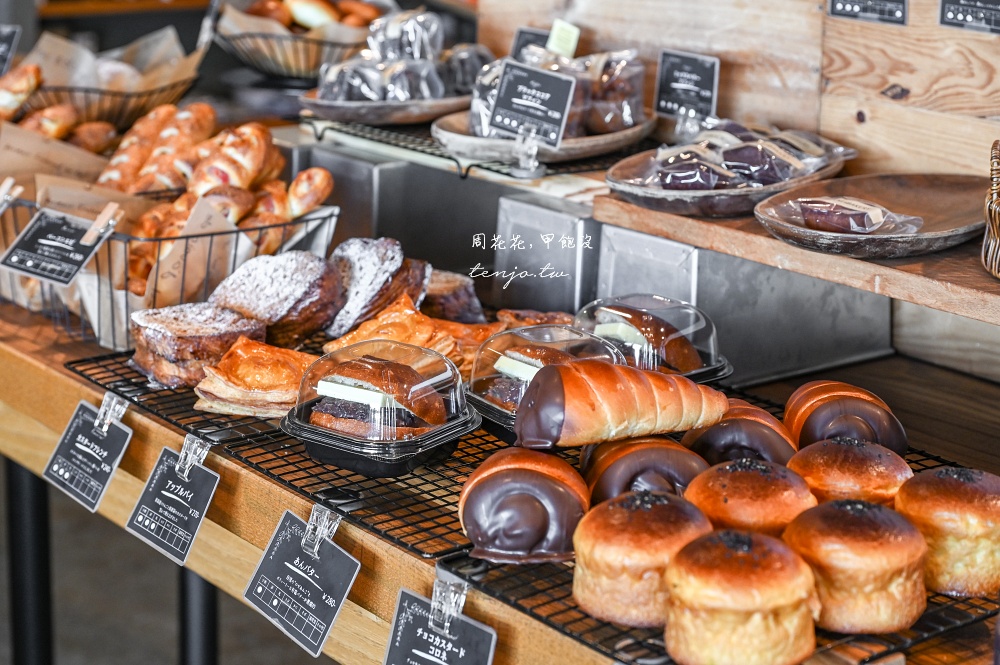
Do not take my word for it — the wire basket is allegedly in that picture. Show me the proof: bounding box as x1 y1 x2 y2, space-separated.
57 206 339 350
215 32 362 80
982 139 1000 278
22 79 198 132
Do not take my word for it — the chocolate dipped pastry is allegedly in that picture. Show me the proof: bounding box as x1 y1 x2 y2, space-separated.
665 531 819 665
514 359 728 449
784 380 907 455
684 458 817 536
482 345 576 412
308 355 447 440
573 491 712 627
787 436 912 505
681 398 797 465
591 304 703 374
459 448 589 564
581 437 709 505
210 251 345 348
130 303 266 388
784 501 927 634
895 467 1000 597
420 269 486 323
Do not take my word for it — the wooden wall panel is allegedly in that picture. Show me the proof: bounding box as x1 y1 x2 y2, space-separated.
893 301 1000 383
478 0 825 131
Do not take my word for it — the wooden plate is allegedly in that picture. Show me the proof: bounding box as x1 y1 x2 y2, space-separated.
299 90 472 125
606 150 845 218
754 173 989 259
431 112 657 164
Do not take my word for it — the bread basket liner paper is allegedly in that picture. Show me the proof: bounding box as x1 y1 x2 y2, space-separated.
0 124 108 310
22 29 204 92
218 0 400 45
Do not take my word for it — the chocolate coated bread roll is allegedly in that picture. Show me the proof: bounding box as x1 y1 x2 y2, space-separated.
459 448 589 563
681 398 797 464
582 437 709 505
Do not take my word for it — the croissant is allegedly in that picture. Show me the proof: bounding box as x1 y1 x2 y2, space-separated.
459 448 589 563
681 398 797 465
581 437 709 505
288 167 334 217
0 64 42 121
514 359 729 449
783 380 907 455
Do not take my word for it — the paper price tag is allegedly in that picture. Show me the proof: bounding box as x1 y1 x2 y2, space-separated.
383 589 497 665
0 25 22 76
244 510 360 657
543 19 579 59
0 206 117 287
126 447 219 566
43 401 131 513
510 27 550 58
654 49 720 121
830 0 907 24
489 61 576 148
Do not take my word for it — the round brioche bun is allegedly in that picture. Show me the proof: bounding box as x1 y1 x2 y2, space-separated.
787 436 912 505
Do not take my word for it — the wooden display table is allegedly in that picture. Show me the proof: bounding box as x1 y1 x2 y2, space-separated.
0 304 995 664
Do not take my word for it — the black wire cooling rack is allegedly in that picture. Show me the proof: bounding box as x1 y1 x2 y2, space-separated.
65 353 999 661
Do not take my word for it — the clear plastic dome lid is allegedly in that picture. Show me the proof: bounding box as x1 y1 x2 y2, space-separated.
283 339 477 451
467 325 624 427
573 294 730 381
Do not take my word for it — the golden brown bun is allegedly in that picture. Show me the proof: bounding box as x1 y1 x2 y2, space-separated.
895 467 1000 597
665 530 819 665
514 359 729 449
684 458 818 536
458 447 589 522
67 121 118 154
573 491 711 627
246 0 293 26
285 0 341 28
787 436 912 505
783 500 926 633
323 355 447 426
0 63 43 121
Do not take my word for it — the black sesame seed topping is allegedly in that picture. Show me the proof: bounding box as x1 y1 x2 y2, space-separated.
831 500 875 513
830 436 868 447
614 490 673 511
723 458 772 474
935 467 979 484
716 531 754 553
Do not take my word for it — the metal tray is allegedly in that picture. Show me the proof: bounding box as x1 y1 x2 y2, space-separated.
754 173 989 259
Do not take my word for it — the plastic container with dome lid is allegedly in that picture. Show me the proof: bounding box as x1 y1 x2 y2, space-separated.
467 325 625 429
573 294 732 383
281 339 480 477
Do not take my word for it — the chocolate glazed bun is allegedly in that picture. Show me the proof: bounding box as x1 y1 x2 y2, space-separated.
459 448 589 564
784 380 907 455
681 398 797 465
787 436 912 505
582 437 709 505
783 500 927 634
598 304 704 373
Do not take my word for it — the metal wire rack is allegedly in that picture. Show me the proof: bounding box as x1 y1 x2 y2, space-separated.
63 353 999 659
215 33 362 80
300 116 660 179
23 80 197 132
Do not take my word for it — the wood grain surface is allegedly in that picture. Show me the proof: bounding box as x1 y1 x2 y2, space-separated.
892 302 1000 384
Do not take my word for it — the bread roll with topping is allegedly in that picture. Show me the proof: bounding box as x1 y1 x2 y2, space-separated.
787 436 912 505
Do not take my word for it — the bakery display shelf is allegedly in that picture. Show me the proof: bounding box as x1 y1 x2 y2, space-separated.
592 195 1000 328
300 116 659 179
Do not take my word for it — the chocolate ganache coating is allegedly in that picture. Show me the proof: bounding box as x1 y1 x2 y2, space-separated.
462 468 585 563
513 365 566 450
588 444 709 505
686 419 797 465
800 397 907 455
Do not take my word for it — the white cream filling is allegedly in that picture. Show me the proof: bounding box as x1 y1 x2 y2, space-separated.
316 379 403 410
493 355 539 382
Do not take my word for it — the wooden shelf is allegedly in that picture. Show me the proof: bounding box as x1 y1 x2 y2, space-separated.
593 195 1000 327
38 0 211 19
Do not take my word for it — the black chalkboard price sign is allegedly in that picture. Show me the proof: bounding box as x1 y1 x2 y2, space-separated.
383 589 497 665
510 27 550 58
244 510 360 657
654 49 720 121
43 400 132 513
0 25 21 76
940 0 1000 33
0 206 116 287
830 0 907 24
489 61 576 148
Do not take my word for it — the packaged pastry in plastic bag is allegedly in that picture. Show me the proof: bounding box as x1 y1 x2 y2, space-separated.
580 49 647 134
518 45 590 138
768 196 924 234
317 56 385 101
470 58 503 137
440 43 496 96
367 10 443 61
384 59 445 101
720 141 810 186
647 148 749 191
